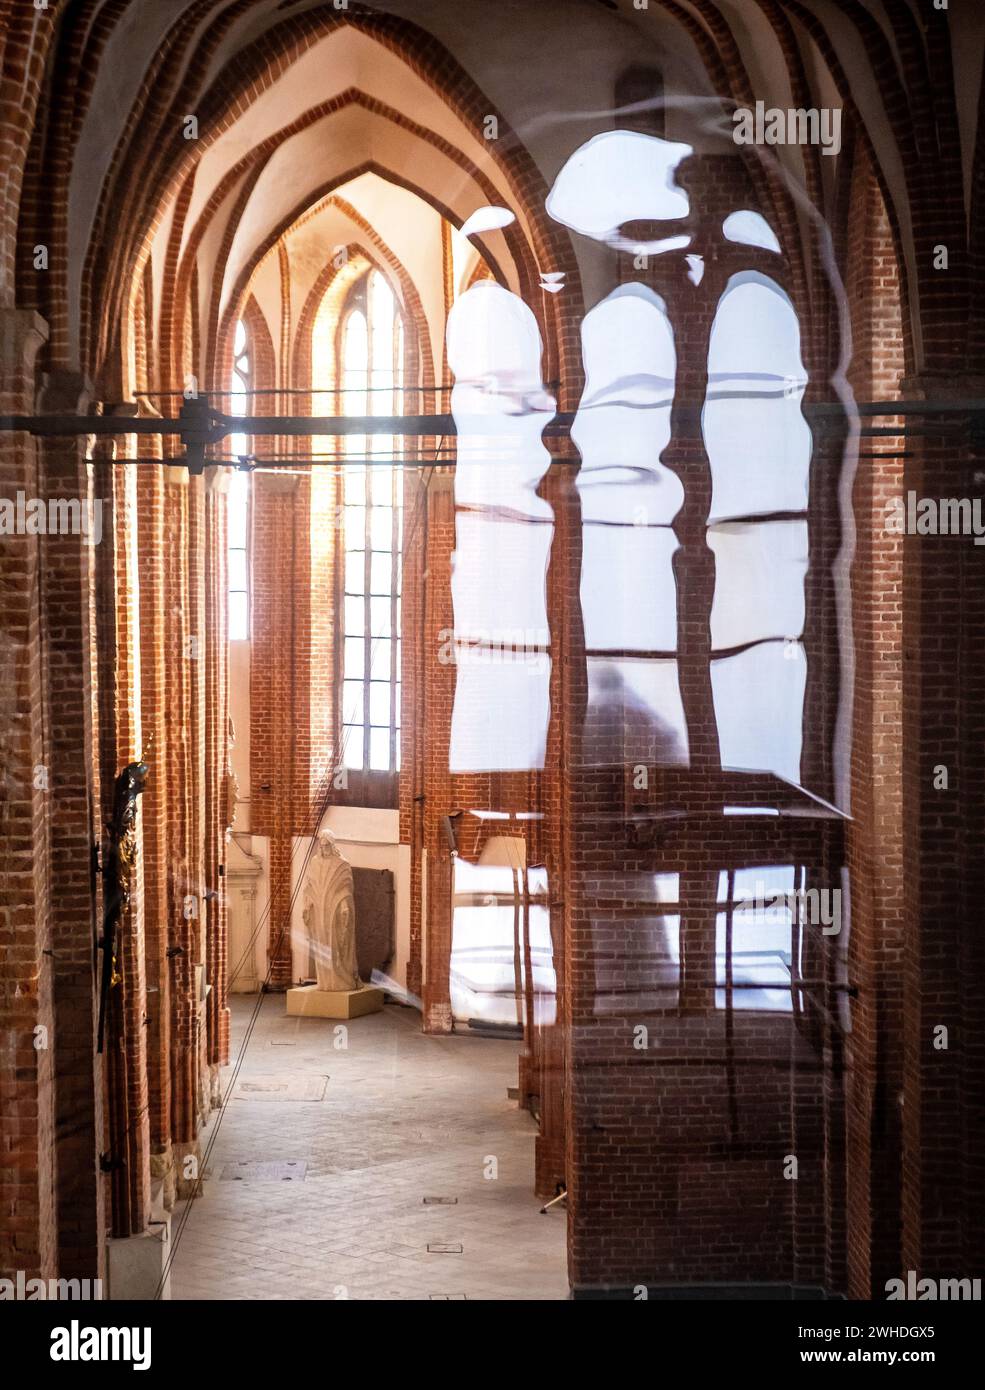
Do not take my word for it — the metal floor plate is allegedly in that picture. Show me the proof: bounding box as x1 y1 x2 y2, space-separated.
231 1074 328 1102
221 1161 308 1182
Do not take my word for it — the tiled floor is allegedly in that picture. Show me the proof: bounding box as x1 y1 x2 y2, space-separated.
169 995 568 1300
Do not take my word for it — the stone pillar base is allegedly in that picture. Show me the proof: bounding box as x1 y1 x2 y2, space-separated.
106 1218 172 1300
422 994 454 1034
149 1144 176 1212
172 1140 205 1199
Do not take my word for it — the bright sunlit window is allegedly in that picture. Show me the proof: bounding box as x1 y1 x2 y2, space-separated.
329 271 404 773
228 319 251 641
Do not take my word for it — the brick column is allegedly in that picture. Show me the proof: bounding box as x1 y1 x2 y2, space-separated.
0 308 54 1280
91 422 150 1238
420 474 455 1033
900 374 985 1284
535 449 583 1198
37 369 106 1278
165 464 201 1187
187 472 210 1128
250 471 302 989
204 465 231 1077
842 157 905 1298
135 442 174 1205
401 464 427 1001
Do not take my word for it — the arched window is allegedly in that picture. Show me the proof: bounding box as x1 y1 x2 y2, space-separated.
334 271 404 775
704 271 810 785
228 319 251 641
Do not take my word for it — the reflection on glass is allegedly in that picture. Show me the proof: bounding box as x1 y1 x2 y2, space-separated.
722 209 782 254
547 129 692 254
704 273 810 523
587 864 838 1017
446 283 555 771
708 521 807 651
571 287 688 767
450 855 555 1027
715 866 795 1012
418 116 861 1297
574 285 681 524
712 643 806 783
585 659 689 768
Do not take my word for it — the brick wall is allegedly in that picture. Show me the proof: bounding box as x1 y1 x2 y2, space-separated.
0 309 55 1280
842 150 906 1298
37 371 106 1277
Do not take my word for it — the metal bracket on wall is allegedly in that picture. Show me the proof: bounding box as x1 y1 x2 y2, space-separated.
1 398 984 466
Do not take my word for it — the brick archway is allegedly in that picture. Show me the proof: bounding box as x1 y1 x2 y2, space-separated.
17 10 585 409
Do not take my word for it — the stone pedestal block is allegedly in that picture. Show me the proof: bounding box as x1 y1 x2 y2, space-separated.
285 984 384 1019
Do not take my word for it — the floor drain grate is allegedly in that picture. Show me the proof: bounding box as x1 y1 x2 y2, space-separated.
427 1243 463 1254
422 1196 458 1206
221 1161 308 1182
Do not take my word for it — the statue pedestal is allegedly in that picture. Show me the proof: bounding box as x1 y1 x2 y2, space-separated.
286 984 385 1019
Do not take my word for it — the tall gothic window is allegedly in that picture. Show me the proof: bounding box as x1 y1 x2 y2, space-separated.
228 319 251 641
322 270 404 780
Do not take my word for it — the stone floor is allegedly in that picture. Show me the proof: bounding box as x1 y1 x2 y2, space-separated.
169 995 568 1300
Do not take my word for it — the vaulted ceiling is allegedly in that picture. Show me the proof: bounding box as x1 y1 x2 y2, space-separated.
6 0 984 385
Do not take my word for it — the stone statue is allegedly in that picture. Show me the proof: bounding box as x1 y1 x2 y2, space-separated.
224 715 239 834
99 755 150 1052
301 829 361 992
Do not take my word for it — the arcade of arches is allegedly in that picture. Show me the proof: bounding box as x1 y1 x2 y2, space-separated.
1 0 984 1301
